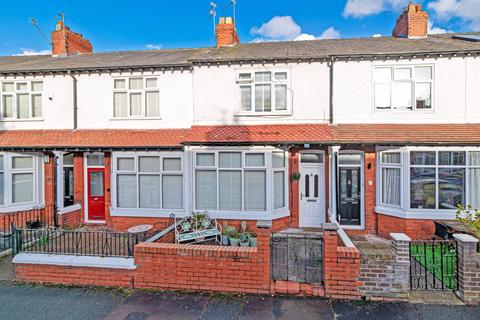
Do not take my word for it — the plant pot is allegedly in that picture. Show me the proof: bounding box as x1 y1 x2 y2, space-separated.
249 237 257 247
240 240 250 247
221 235 230 246
229 237 240 246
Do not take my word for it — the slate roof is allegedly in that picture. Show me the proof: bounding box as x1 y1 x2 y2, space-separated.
1 33 479 73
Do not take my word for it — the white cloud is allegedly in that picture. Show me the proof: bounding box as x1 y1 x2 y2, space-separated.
372 33 383 37
428 0 480 30
251 16 340 42
427 21 453 34
145 44 162 50
318 27 341 39
251 16 302 41
343 0 408 18
15 49 51 56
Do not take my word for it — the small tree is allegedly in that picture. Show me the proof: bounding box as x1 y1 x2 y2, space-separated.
456 205 480 239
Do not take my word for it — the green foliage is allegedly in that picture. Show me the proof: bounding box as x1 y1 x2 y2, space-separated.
223 226 237 237
456 205 480 239
36 234 50 246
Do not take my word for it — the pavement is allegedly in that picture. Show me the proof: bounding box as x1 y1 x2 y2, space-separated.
0 255 479 320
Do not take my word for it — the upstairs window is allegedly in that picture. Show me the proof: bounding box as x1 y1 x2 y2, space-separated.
374 66 433 111
113 77 160 118
0 81 43 120
237 71 290 114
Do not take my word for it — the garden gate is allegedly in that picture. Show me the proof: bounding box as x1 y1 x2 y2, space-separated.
409 240 458 291
270 231 323 284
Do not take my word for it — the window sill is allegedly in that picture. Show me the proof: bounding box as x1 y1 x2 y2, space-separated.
109 207 290 220
0 118 44 123
109 117 162 121
234 112 292 117
374 109 434 114
59 203 81 214
375 205 457 220
0 203 43 213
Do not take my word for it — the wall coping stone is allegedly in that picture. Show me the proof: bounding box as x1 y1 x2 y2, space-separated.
453 233 479 243
390 233 411 242
13 253 136 270
322 223 338 231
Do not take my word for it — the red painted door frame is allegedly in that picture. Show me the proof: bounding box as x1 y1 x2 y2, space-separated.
87 168 105 221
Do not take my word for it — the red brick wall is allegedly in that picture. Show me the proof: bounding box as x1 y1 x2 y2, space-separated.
392 3 428 38
377 213 435 240
216 18 239 48
323 229 362 299
15 264 133 288
134 229 271 294
58 209 82 229
51 21 93 55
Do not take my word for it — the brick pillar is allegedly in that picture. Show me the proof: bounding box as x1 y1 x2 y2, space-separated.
256 228 271 294
390 233 411 295
454 233 480 304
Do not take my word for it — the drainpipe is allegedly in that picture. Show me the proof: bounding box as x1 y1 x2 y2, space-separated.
68 71 78 129
53 154 59 228
328 57 334 124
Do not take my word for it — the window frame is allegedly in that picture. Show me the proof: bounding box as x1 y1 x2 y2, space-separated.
193 148 289 215
0 152 43 212
378 150 403 208
235 69 292 116
112 76 161 119
376 146 480 220
111 152 184 211
0 80 43 121
372 65 434 113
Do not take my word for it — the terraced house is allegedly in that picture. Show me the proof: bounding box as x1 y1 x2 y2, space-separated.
2 3 480 302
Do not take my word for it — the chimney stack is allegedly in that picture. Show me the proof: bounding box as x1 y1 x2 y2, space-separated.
51 20 93 56
392 2 428 39
216 17 239 48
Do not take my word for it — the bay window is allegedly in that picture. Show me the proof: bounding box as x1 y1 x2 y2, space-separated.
378 148 480 216
194 150 287 213
1 80 43 120
113 152 183 210
0 153 42 211
374 65 433 111
237 71 290 114
113 77 160 118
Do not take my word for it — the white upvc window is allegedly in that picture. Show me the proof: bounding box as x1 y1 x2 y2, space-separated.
373 65 433 111
194 149 288 213
0 153 43 211
0 80 43 120
112 77 160 118
377 147 480 217
112 152 183 210
237 70 290 114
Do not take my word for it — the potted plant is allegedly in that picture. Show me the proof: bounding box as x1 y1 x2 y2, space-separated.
292 172 301 183
249 232 257 247
229 231 240 246
222 226 236 246
239 232 250 247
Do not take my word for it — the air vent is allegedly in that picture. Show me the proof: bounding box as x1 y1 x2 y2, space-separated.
452 34 480 42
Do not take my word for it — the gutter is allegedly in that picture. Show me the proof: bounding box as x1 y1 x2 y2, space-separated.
68 71 78 129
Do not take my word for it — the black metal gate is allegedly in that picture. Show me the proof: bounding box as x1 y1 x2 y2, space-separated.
409 240 458 291
271 232 323 284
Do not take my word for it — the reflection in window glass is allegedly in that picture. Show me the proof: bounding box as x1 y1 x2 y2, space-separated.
410 167 435 209
439 168 465 209
410 151 435 165
438 152 465 166
381 152 401 164
301 153 323 164
338 154 361 165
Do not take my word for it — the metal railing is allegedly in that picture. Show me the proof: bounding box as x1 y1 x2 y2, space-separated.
0 205 55 251
12 227 139 258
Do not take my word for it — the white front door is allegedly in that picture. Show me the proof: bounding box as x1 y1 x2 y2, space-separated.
299 160 325 228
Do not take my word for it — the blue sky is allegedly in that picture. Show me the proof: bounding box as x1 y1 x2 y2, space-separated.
0 0 478 56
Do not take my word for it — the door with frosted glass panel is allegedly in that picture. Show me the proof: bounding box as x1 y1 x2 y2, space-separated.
87 168 105 220
299 153 325 228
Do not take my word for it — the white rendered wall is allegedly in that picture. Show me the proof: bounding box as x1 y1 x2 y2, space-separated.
333 57 480 124
192 62 330 125
0 75 74 130
76 71 194 129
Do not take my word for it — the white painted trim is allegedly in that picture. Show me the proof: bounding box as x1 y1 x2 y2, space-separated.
58 203 81 215
375 205 458 220
12 253 136 270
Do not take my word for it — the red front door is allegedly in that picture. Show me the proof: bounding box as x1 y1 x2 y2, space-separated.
87 168 105 221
